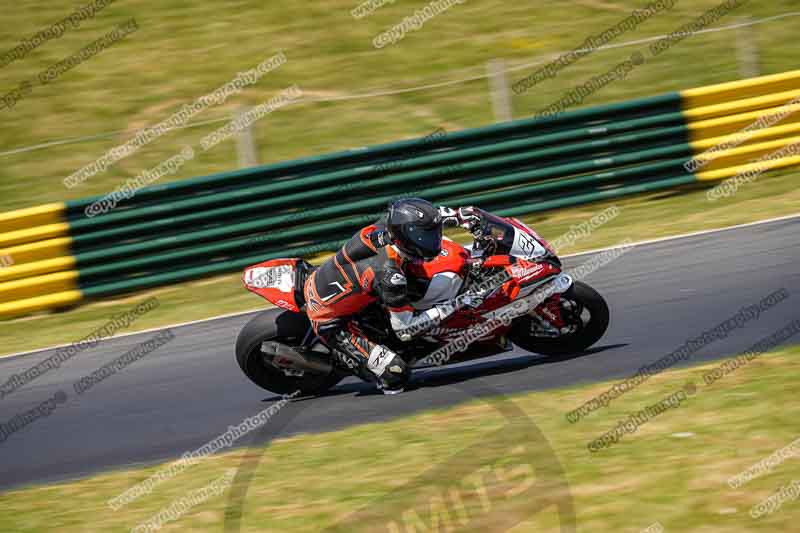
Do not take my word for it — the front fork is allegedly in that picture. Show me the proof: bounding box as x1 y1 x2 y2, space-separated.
514 273 574 337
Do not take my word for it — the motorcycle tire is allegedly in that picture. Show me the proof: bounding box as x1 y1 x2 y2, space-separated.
509 281 610 356
235 308 342 396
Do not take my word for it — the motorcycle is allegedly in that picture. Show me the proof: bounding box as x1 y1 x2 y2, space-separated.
236 209 609 396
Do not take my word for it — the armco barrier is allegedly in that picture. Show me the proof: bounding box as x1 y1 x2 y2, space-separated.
1 70 799 319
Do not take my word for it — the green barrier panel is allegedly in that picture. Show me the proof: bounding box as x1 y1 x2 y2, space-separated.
79 173 696 299
61 90 691 302
73 132 691 250
66 114 687 236
447 157 691 207
68 121 689 237
71 142 694 265
73 154 692 279
80 238 351 297
497 174 698 217
76 214 378 281
77 157 691 283
64 93 682 214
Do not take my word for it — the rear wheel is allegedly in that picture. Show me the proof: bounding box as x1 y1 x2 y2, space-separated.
509 281 609 356
235 309 342 396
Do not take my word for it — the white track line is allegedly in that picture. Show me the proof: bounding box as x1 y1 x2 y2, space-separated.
2 212 799 361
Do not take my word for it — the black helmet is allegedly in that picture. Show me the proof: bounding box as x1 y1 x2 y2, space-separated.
386 198 442 261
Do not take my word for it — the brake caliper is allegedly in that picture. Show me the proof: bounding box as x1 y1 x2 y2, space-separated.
535 294 566 329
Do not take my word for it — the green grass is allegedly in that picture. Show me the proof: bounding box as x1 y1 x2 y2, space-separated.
0 0 798 211
2 343 798 532
1 166 797 356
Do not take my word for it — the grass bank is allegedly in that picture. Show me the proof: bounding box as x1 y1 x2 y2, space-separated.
1 343 798 531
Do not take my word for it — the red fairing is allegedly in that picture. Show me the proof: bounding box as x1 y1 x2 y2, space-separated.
242 258 302 312
506 259 561 285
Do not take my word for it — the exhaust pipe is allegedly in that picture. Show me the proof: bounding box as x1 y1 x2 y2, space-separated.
261 341 333 374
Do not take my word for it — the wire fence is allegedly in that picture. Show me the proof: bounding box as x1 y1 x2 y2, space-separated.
1 11 797 160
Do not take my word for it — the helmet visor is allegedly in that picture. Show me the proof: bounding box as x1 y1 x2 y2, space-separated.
404 223 442 260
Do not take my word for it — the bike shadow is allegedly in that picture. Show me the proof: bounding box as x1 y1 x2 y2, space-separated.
262 343 628 401
407 343 629 391
261 382 371 403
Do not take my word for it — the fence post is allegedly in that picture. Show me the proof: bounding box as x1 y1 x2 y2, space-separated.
487 59 513 123
736 17 760 79
234 106 259 168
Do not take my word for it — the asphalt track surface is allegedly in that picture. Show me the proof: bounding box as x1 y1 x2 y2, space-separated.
1 217 798 492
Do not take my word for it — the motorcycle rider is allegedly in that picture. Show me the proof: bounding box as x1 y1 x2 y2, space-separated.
303 198 484 394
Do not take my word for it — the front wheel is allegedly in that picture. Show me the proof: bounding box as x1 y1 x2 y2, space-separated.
509 281 609 356
235 309 342 396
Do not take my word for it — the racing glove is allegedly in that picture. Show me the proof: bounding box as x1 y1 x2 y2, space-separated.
439 206 483 233
455 206 483 232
